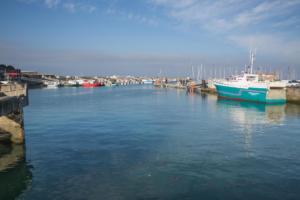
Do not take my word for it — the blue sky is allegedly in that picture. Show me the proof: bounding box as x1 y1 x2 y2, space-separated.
0 0 300 76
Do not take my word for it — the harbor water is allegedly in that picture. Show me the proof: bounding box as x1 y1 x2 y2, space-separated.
1 85 300 199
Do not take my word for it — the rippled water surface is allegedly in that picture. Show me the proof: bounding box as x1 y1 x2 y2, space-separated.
1 85 300 200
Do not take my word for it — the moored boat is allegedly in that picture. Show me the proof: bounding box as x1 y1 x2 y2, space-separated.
214 51 286 104
82 80 103 88
44 81 60 88
65 80 78 87
142 79 154 84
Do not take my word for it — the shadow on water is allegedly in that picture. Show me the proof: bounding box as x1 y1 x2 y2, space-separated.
0 144 32 200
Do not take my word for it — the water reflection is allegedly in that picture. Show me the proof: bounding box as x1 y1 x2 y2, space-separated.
0 144 32 200
216 100 286 156
285 103 300 117
217 99 286 125
215 99 300 156
217 99 300 124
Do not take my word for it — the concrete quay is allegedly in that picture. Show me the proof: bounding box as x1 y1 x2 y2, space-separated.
286 86 300 104
0 83 28 144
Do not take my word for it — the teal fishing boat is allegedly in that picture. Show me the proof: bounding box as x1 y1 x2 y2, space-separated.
215 51 286 104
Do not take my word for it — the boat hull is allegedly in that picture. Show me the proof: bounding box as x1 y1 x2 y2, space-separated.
82 83 103 88
215 84 286 104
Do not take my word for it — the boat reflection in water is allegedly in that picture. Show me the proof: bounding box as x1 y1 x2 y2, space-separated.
0 144 32 200
216 98 300 153
216 99 288 156
217 99 286 124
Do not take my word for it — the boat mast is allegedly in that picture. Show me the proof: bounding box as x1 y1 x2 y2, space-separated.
249 49 256 74
191 66 195 80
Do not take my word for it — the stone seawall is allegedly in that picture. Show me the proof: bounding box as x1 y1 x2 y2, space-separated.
0 83 28 144
0 83 27 97
286 87 300 104
267 88 286 100
0 110 25 144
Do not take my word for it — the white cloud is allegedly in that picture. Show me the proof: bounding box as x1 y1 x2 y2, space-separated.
150 0 300 63
63 3 76 13
63 3 97 13
81 4 97 13
20 0 97 13
152 0 197 8
127 14 158 26
229 34 300 64
106 9 158 26
18 0 37 3
151 0 300 31
45 0 60 8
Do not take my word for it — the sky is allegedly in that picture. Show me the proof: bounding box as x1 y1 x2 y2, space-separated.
0 0 300 77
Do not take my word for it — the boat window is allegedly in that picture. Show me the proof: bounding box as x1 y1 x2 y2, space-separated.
246 76 257 81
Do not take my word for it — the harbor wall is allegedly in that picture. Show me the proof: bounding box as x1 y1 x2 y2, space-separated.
0 109 24 144
0 83 27 144
267 88 286 100
286 87 300 103
0 84 28 98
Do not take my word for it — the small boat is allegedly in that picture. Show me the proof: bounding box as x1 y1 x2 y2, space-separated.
142 79 154 84
110 83 118 87
65 80 82 87
82 80 103 88
45 81 59 88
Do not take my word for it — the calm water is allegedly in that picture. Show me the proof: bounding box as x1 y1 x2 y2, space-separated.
1 85 300 200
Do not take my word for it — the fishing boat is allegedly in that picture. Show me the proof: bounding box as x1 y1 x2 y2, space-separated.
82 80 103 88
214 51 286 104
